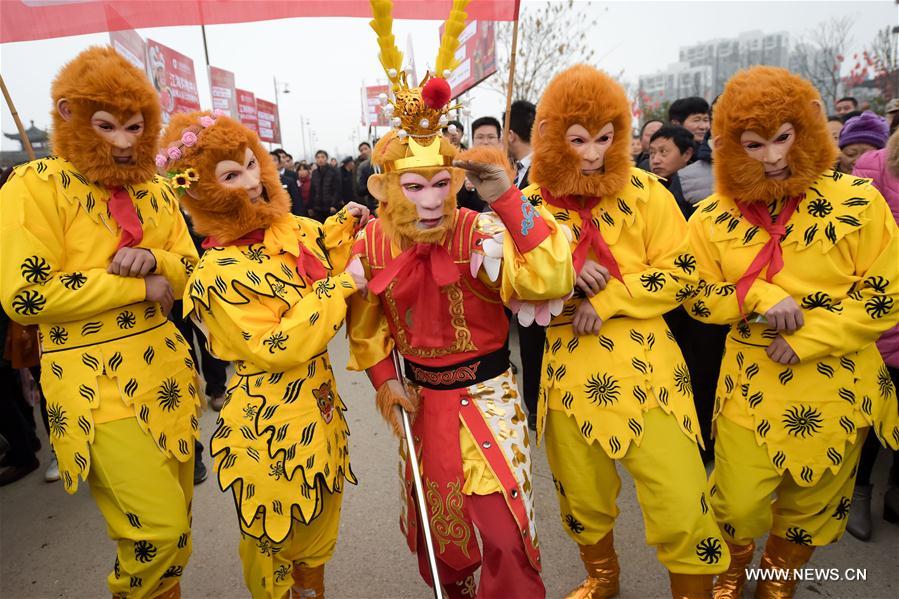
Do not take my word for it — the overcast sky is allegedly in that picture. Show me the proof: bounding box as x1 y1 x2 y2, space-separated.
1 0 895 160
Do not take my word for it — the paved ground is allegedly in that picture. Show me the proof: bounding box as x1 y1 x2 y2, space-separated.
2 332 898 598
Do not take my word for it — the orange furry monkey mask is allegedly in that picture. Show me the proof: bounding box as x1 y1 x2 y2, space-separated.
530 64 633 199
712 66 836 203
367 130 467 246
159 112 290 243
50 46 162 188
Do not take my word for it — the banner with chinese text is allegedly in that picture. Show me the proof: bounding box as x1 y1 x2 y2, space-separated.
362 84 391 127
146 39 201 123
209 66 237 118
236 88 259 134
256 98 281 144
108 29 146 71
440 19 497 98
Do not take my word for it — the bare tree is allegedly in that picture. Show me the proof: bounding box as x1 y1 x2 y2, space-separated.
791 16 855 108
487 0 598 103
862 26 899 103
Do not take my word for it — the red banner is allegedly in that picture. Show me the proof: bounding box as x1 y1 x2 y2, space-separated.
147 39 201 123
209 66 237 119
108 29 146 71
256 98 281 144
363 84 391 127
440 18 497 98
2 1 520 44
236 88 259 134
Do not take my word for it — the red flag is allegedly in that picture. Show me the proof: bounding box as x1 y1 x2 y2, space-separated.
1 1 520 43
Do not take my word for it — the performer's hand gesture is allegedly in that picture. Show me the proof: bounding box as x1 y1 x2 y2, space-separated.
572 299 603 336
144 274 174 316
108 247 157 277
766 335 799 365
344 201 372 228
764 296 804 332
376 379 419 437
346 257 368 297
576 259 611 296
453 159 512 204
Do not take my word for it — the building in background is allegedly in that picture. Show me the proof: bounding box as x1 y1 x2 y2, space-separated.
1 121 51 169
638 30 793 106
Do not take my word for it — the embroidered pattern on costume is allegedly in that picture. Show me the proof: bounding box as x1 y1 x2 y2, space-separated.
425 479 472 558
408 361 481 386
520 199 537 236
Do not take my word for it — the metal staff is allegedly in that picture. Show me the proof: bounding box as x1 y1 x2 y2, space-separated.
392 349 443 599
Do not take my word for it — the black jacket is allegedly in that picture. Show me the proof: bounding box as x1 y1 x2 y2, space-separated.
309 165 342 217
280 169 305 216
356 159 377 210
339 167 357 205
456 186 488 212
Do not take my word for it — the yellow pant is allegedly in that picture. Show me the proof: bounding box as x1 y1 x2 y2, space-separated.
238 488 343 599
88 417 194 598
710 416 865 547
545 407 729 574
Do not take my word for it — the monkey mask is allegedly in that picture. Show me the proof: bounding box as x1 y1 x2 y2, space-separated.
368 130 466 246
530 64 633 199
712 66 836 203
50 46 161 188
158 112 290 243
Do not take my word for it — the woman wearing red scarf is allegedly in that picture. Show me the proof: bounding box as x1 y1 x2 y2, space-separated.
520 64 726 599
685 66 899 598
161 111 370 599
0 47 200 598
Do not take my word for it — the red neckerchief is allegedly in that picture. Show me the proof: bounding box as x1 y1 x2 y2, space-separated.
734 194 802 318
541 187 626 287
106 186 143 249
202 229 264 249
202 228 328 284
368 243 460 348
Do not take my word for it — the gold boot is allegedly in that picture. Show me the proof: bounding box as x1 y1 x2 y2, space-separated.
669 572 714 599
292 564 325 599
565 531 620 599
713 541 755 599
754 535 814 599
153 581 181 599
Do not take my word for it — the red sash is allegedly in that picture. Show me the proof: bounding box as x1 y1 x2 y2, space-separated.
734 195 801 317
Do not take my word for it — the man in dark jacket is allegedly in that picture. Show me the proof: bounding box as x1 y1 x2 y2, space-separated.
355 141 377 211
339 156 358 204
271 150 305 216
309 149 341 222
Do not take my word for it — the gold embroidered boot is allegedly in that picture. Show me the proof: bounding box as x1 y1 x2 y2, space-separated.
669 572 714 599
291 564 325 599
754 535 814 599
565 531 620 599
154 581 181 599
713 541 755 599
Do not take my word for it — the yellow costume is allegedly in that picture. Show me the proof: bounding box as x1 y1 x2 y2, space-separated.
526 64 727 598
162 111 361 599
0 48 199 599
684 66 899 598
689 174 899 487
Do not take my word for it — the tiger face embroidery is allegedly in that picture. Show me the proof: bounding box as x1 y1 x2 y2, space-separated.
313 382 335 424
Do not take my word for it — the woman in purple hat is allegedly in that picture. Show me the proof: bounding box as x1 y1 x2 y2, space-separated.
838 110 889 173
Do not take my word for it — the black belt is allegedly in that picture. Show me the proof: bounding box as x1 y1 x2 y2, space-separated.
404 345 510 390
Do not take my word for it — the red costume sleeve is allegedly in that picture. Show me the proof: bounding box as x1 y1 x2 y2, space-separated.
489 186 551 253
